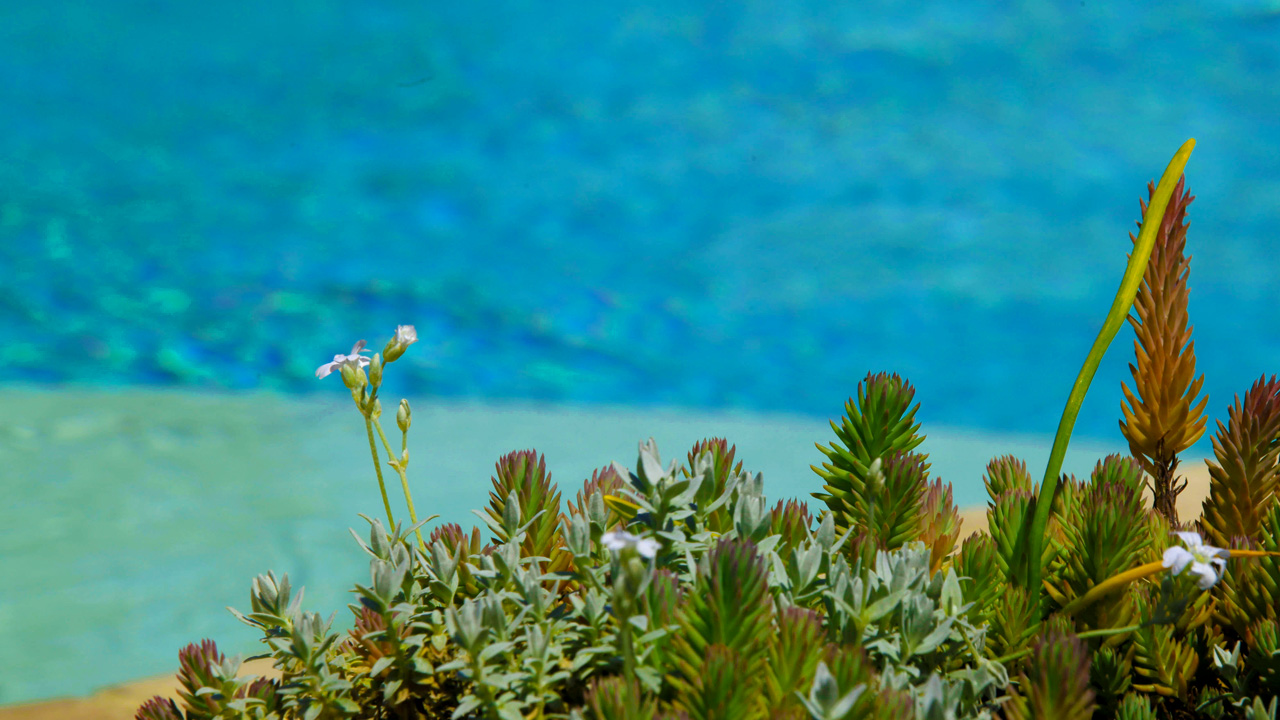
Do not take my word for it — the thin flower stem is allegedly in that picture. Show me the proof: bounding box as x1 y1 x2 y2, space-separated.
994 623 1144 666
619 617 637 686
364 415 396 530
1014 138 1197 621
988 622 1141 661
372 416 425 551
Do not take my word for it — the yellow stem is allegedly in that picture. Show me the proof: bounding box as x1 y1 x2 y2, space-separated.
1062 549 1280 617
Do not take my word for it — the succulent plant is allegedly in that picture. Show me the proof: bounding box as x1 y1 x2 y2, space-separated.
139 143 1280 720
810 373 930 541
1119 176 1209 525
1002 630 1096 720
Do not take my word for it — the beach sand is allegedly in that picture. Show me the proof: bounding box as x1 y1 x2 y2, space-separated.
0 457 1216 720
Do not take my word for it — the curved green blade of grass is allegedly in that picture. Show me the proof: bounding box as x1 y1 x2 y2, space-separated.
1012 138 1197 617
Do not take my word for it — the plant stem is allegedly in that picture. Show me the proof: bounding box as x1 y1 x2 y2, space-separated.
365 415 396 531
1014 138 1197 621
619 613 637 685
1060 548 1280 618
992 623 1144 666
372 418 425 550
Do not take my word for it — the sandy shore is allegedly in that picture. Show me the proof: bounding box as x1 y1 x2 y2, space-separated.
0 461 1216 720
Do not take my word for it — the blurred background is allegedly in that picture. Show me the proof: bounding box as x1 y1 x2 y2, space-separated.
3 0 1279 705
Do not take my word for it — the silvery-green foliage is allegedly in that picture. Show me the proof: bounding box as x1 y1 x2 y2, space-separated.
1246 696 1280 720
165 438 1008 720
820 542 1007 719
1206 637 1280 719
798 662 868 720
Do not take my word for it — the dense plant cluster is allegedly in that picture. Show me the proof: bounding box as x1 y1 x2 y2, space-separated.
137 435 1007 720
136 140 1280 718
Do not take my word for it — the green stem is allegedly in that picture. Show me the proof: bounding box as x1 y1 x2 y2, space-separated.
1014 138 1196 620
619 612 637 685
372 417 425 550
365 416 396 531
992 623 1143 666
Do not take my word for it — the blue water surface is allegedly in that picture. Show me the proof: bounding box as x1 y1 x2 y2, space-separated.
3 0 1280 445
3 0 1280 704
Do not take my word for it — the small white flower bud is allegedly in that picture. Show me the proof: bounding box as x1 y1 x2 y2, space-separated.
397 399 411 433
339 361 362 389
383 325 418 363
369 353 383 387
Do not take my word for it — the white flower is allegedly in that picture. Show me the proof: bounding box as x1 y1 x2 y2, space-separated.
1162 531 1230 589
383 324 419 362
602 530 659 559
393 325 417 347
315 340 372 379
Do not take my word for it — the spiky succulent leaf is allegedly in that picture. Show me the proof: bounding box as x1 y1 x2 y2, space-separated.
667 644 762 720
586 675 657 720
176 639 232 719
684 438 744 534
1120 177 1208 522
1213 530 1274 630
917 478 960 574
764 607 826 715
1004 631 1096 720
1048 472 1148 635
572 465 628 532
1240 501 1280 625
983 455 1035 504
135 697 183 720
1245 618 1280 698
1091 454 1148 506
1197 685 1230 720
1130 585 1199 700
988 489 1041 587
1042 474 1085 595
952 532 1002 626
986 585 1039 665
857 451 929 551
1090 645 1133 714
426 523 489 601
843 527 879 575
484 449 573 578
811 372 929 535
769 499 815 558
635 568 683 672
668 538 774 704
1200 375 1280 550
1114 692 1158 720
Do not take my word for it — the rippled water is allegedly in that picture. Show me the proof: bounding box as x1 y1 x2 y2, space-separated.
2 0 1279 705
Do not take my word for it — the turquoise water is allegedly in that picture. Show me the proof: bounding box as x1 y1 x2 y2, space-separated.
3 0 1280 705
0 387 1133 704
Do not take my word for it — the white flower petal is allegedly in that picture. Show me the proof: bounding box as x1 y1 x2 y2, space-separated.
636 538 659 558
1173 531 1204 548
602 530 637 551
1163 546 1193 574
602 529 659 558
318 340 371 380
1190 561 1220 589
395 325 418 345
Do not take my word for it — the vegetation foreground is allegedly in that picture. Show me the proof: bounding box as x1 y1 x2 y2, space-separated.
135 140 1280 719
